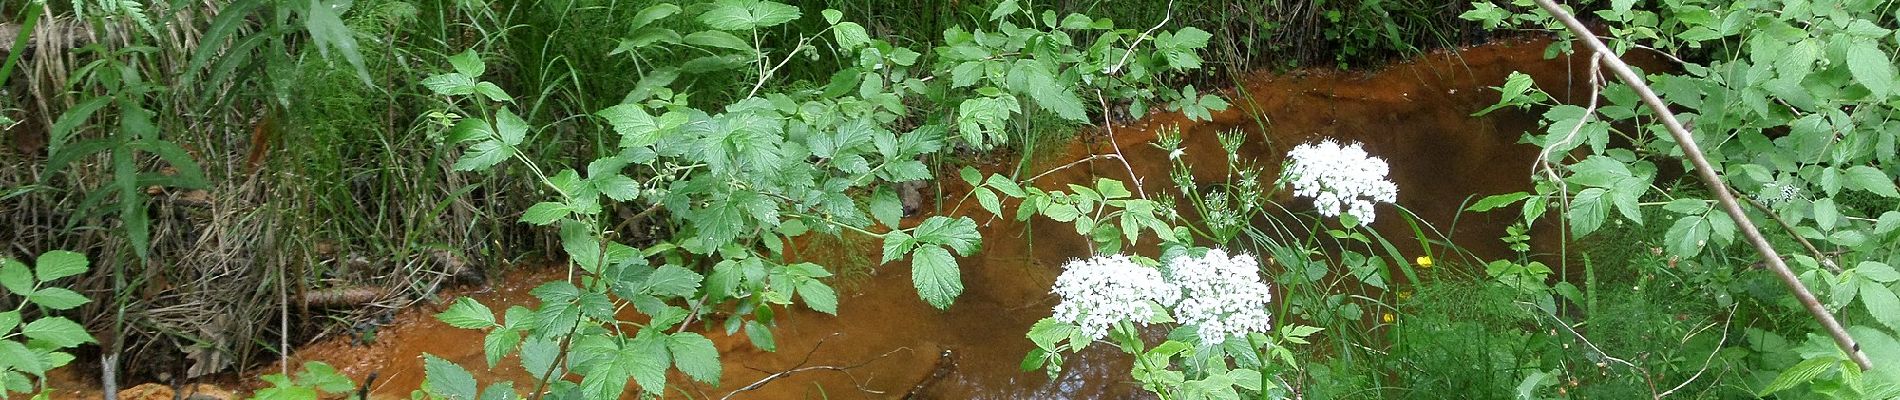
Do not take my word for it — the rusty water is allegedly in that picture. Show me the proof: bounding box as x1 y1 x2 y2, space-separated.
218 37 1607 399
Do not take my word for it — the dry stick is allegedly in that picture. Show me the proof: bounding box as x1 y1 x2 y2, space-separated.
1095 90 1147 199
1529 0 1873 371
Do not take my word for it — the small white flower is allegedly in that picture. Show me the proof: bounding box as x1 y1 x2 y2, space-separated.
1165 249 1273 345
1051 255 1180 340
1283 140 1399 225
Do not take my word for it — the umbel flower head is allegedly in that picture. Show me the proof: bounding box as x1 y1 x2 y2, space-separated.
1283 140 1399 226
1051 255 1180 340
1166 249 1273 345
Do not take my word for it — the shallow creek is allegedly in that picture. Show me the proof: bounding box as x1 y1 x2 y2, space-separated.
253 37 1606 399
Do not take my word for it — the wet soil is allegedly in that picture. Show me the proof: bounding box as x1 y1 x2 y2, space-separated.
46 37 1621 399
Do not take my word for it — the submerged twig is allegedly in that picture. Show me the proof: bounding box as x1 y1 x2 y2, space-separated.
1529 0 1873 371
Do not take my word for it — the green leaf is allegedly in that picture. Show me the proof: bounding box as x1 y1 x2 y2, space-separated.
630 4 682 30
989 0 1019 20
1567 188 1609 236
1759 357 1839 396
796 279 838 314
473 82 512 102
1861 280 1900 332
910 246 963 309
0 258 32 295
453 140 511 171
33 250 87 282
644 265 703 298
518 337 561 377
21 317 92 348
448 49 485 78
494 109 528 146
26 287 87 310
478 382 517 400
0 311 17 335
482 328 520 368
296 361 357 394
1006 60 1087 122
1844 166 1898 197
976 188 1002 215
1845 40 1895 98
744 320 776 351
0 341 43 375
683 30 751 51
913 216 981 256
594 175 640 202
520 202 571 226
698 0 802 31
438 297 498 329
599 104 662 148
667 332 722 385
831 22 871 50
821 9 843 24
1467 192 1530 212
421 73 477 96
870 186 903 228
423 354 480 399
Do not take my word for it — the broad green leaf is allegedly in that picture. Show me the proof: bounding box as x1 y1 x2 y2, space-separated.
296 361 357 394
1860 261 1900 283
0 258 32 294
438 297 498 329
1467 192 1530 212
1844 166 1898 197
0 341 43 375
667 333 722 384
683 30 751 51
0 311 17 335
870 186 903 228
424 354 479 399
33 250 87 281
452 140 511 171
1845 40 1895 98
913 216 981 256
910 246 963 309
881 231 916 264
976 188 1002 215
599 104 662 148
989 0 1018 20
644 265 703 298
831 22 871 50
518 337 561 377
1759 357 1838 396
1567 188 1609 236
520 202 571 226
594 175 641 202
1814 197 1840 231
421 73 477 96
1861 281 1900 332
494 109 528 146
26 287 87 310
744 320 776 351
478 382 517 400
482 328 520 368
21 317 92 348
698 0 801 31
796 279 838 314
1006 60 1087 122
473 82 511 102
821 9 843 24
1666 216 1710 258
448 49 484 78
630 4 682 30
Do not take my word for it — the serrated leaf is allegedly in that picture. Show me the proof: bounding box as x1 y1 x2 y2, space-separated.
453 140 511 171
520 202 571 225
821 9 843 24
494 109 528 146
1007 60 1086 122
831 22 871 50
26 287 88 310
594 175 640 202
424 354 479 399
1 258 34 294
1759 357 1838 395
0 311 18 335
438 297 498 329
519 337 560 377
744 320 776 351
1845 165 1898 197
296 361 357 394
683 30 751 51
33 251 87 282
421 73 477 96
630 3 682 30
1845 40 1895 98
478 382 517 400
473 82 513 102
1666 215 1710 258
482 328 520 368
21 317 92 348
910 246 963 309
644 265 703 298
1862 281 1900 332
870 186 903 228
448 49 485 78
698 0 801 31
913 216 981 256
976 188 1002 215
667 333 722 384
796 279 838 314
989 0 1019 20
599 104 662 148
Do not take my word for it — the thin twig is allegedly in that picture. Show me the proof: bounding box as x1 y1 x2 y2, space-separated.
1530 0 1872 371
1659 305 1737 398
721 334 909 400
1094 90 1147 199
1733 189 1839 274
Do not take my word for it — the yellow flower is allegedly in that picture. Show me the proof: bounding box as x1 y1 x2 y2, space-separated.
1415 256 1433 268
1398 290 1413 301
1382 313 1396 323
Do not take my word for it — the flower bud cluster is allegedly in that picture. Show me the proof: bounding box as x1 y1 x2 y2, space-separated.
1051 250 1273 345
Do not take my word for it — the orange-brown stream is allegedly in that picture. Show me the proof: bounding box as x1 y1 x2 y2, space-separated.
240 37 1607 399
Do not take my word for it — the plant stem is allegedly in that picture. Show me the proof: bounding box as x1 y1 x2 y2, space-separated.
1528 0 1873 371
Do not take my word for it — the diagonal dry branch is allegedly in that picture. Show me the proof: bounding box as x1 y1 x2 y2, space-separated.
1528 0 1873 371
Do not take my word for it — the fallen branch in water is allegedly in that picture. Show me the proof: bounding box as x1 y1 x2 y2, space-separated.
1529 0 1873 371
721 334 911 400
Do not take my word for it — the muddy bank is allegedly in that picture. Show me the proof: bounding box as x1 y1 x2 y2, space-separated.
226 37 1606 399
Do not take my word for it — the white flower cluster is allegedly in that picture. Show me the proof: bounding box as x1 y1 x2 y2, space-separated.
1283 140 1399 225
1166 249 1274 345
1051 255 1180 340
1050 250 1274 346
